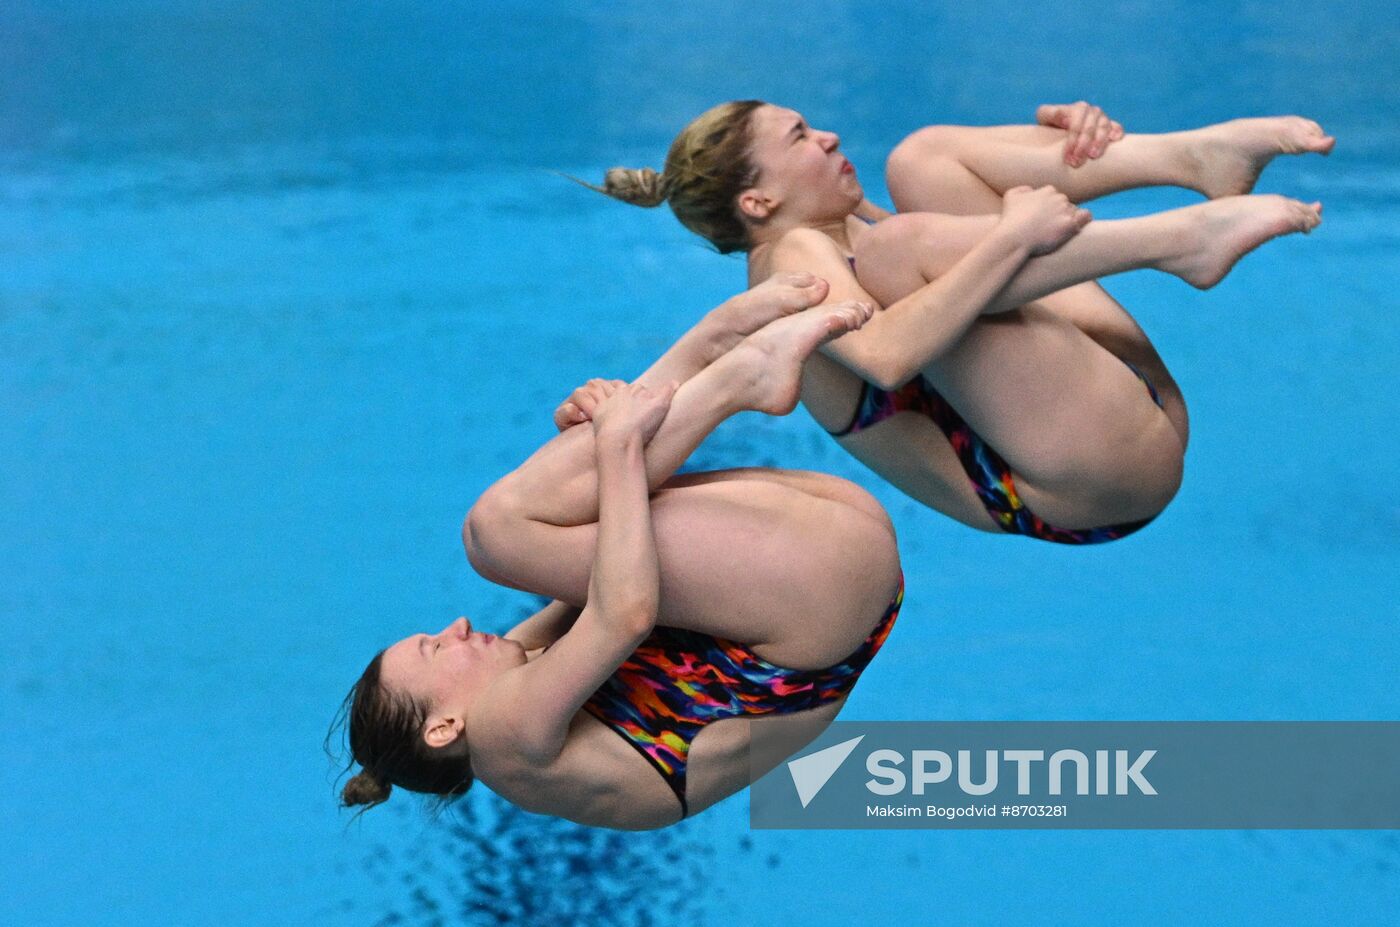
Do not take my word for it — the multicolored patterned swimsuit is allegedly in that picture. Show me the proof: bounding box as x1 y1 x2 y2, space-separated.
582 578 903 818
838 250 1166 545
829 371 1163 543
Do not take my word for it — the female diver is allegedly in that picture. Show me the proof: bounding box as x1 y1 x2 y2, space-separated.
337 286 907 829
578 102 1332 543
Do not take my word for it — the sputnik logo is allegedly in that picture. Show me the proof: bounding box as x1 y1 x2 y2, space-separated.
786 735 865 808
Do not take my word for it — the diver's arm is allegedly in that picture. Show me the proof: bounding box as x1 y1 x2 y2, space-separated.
769 226 1029 390
473 387 666 765
581 425 661 635
768 187 1086 390
503 599 583 650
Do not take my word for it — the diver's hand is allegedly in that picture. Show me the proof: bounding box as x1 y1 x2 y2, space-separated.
1036 101 1124 167
998 185 1092 255
554 378 627 431
590 381 678 444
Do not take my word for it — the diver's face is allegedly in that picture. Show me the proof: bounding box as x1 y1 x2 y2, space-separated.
378 616 526 717
744 104 863 222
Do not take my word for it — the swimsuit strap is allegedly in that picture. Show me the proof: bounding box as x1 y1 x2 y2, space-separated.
1121 359 1165 409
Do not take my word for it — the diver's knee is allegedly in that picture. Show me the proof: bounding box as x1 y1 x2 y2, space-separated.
462 482 524 580
888 125 966 176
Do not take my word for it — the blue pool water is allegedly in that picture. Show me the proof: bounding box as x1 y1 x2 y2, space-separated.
3 2 1398 924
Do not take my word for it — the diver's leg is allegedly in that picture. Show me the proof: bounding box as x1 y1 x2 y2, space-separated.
862 195 1323 315
488 475 902 666
664 466 892 531
857 195 1319 453
632 272 831 388
465 303 871 582
886 117 1335 214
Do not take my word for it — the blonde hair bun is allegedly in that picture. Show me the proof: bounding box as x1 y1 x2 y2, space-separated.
577 100 765 253
602 166 670 207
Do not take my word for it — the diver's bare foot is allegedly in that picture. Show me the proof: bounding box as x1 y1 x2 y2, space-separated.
1185 116 1335 199
718 301 874 415
708 272 831 348
1162 195 1323 289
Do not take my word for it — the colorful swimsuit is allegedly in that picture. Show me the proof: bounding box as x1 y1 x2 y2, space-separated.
839 249 1166 545
829 370 1164 544
582 579 903 818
